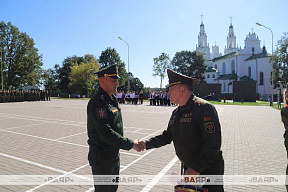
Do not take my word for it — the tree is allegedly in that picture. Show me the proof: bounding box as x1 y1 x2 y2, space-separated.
0 21 43 89
121 72 144 92
171 50 206 83
58 55 87 93
42 63 63 92
68 59 99 97
152 52 171 88
99 47 128 88
273 32 288 87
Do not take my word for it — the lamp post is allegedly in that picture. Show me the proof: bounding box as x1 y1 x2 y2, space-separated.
87 69 94 98
256 22 274 98
0 47 3 90
0 31 3 90
118 36 130 92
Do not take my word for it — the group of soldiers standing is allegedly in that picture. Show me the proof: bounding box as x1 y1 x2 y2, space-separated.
0 89 51 103
116 91 144 105
149 91 171 106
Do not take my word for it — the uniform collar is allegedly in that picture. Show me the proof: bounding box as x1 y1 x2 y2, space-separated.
179 94 195 112
98 87 116 102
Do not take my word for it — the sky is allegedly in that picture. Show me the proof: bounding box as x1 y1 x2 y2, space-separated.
1 0 287 88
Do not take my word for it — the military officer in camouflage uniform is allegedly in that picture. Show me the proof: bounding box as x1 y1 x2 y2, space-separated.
87 64 143 192
140 69 224 192
281 88 288 191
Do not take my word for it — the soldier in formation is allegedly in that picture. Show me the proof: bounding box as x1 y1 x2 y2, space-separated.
0 89 51 103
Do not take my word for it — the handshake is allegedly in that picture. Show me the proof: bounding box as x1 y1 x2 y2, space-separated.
132 139 146 152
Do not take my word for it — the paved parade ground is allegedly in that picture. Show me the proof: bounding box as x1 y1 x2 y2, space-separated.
0 99 287 192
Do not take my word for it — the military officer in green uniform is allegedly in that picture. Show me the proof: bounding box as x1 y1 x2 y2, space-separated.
87 64 143 192
281 88 288 191
139 69 224 192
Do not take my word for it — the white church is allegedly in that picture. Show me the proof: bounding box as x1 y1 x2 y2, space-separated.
195 17 277 100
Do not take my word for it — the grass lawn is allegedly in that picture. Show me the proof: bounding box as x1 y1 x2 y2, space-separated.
210 100 283 110
51 97 283 110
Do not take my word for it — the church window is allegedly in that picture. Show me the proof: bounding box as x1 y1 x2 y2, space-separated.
207 74 210 78
203 50 206 57
270 72 272 85
252 47 255 54
222 62 226 75
213 74 215 78
259 72 264 85
223 82 226 92
248 67 251 77
231 60 235 74
232 40 235 48
215 64 217 69
202 39 205 47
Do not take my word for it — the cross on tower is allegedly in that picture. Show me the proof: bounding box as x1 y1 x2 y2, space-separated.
201 15 203 24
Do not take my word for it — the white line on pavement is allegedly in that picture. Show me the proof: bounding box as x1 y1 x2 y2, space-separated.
0 152 67 174
140 156 179 192
5 122 47 130
25 164 90 192
0 129 88 148
54 131 87 141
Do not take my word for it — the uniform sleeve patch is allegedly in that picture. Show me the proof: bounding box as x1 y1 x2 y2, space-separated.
204 122 215 133
96 108 107 119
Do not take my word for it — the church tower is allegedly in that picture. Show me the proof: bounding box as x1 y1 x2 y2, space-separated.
224 17 238 54
196 15 211 64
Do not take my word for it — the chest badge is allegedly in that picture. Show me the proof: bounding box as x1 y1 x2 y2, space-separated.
96 108 107 119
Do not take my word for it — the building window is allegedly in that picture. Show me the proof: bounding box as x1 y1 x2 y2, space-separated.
248 67 251 77
213 74 215 78
259 72 264 85
202 39 205 47
231 60 235 74
215 64 217 69
232 40 234 48
222 62 226 75
252 47 255 55
223 82 226 92
203 50 206 57
207 74 210 78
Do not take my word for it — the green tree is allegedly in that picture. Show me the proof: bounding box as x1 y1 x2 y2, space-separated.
121 72 144 92
273 32 288 87
68 59 99 97
43 66 59 92
152 53 171 88
99 47 128 88
58 55 87 93
171 50 206 83
0 21 43 89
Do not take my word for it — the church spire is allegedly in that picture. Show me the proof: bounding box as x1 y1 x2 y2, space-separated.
225 17 237 54
201 14 203 25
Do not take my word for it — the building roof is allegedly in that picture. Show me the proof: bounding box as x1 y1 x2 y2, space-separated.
239 75 256 81
212 51 238 62
215 73 238 81
205 66 219 73
245 46 271 61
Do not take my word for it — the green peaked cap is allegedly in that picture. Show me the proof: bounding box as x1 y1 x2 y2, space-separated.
167 69 200 87
95 64 120 79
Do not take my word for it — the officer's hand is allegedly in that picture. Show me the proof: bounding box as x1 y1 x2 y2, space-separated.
138 140 146 150
132 139 144 152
